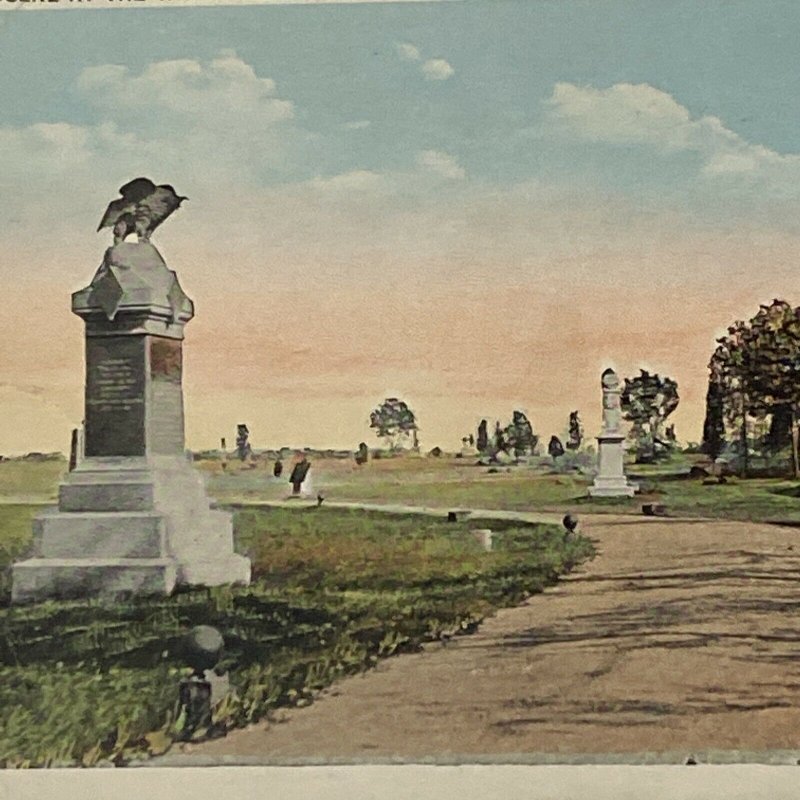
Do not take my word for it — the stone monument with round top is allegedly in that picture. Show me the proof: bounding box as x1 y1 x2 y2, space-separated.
588 367 637 498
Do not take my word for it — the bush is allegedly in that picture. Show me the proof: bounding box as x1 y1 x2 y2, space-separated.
546 450 597 475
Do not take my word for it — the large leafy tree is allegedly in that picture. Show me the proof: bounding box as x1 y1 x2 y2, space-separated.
621 370 680 462
712 300 800 477
369 398 418 450
748 300 800 476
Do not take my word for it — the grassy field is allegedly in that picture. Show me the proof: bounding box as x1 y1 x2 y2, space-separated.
0 501 591 767
198 454 800 523
5 455 800 523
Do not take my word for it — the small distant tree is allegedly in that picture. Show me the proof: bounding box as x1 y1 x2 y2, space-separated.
369 397 418 450
504 411 536 457
621 370 680 463
477 420 489 453
494 421 506 454
701 365 726 462
566 411 583 451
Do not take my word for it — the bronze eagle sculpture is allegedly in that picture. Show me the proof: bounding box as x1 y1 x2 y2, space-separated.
98 178 188 244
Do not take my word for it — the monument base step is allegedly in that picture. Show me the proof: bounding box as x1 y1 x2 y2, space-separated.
59 482 156 512
33 510 166 558
10 557 177 603
178 554 252 587
588 483 638 498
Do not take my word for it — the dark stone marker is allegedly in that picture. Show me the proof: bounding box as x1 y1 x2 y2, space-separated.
642 503 668 517
69 428 79 471
84 336 146 457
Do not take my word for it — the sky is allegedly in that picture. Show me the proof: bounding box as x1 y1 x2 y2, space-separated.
1 0 800 454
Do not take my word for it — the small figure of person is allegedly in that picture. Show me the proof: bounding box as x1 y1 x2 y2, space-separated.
289 454 311 496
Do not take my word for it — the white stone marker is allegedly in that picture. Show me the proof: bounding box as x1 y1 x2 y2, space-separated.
588 368 637 498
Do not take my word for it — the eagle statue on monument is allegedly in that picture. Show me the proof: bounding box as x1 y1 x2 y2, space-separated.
97 178 188 244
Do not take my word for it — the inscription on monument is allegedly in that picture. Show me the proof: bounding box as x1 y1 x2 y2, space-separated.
85 336 146 456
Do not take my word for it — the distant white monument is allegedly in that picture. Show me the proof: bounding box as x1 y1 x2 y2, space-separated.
588 368 637 498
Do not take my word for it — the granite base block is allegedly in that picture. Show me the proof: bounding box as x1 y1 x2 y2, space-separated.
588 479 638 498
33 511 166 558
10 558 178 604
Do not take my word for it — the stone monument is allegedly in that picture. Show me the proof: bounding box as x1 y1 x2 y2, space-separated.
588 368 637 498
11 179 251 602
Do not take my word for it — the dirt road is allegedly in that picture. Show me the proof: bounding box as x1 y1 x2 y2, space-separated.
188 513 800 759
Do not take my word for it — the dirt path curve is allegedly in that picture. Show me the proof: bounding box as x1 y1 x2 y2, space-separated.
188 510 800 759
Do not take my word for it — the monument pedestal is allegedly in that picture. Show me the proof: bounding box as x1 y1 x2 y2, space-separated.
587 368 638 499
11 242 251 603
588 434 637 498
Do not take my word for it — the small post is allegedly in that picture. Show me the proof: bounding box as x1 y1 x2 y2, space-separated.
177 625 226 742
68 428 79 472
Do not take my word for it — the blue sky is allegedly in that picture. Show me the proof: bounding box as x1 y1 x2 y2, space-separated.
4 0 800 187
1 0 800 452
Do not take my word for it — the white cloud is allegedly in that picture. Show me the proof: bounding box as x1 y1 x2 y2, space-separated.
395 42 421 62
342 120 372 130
0 121 132 182
58 53 304 187
416 149 466 179
0 52 310 243
396 42 454 81
545 81 798 177
77 54 294 124
421 59 454 81
307 169 384 192
547 82 695 148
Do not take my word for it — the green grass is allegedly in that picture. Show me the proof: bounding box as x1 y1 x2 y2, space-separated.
0 461 65 502
10 452 800 525
201 455 800 523
0 506 41 601
204 460 591 510
0 505 592 767
639 477 800 523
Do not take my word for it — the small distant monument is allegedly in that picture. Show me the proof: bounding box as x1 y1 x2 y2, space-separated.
11 178 251 602
235 424 252 462
588 368 637 498
289 454 311 496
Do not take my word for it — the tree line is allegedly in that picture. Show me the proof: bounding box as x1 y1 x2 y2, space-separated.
369 372 683 464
